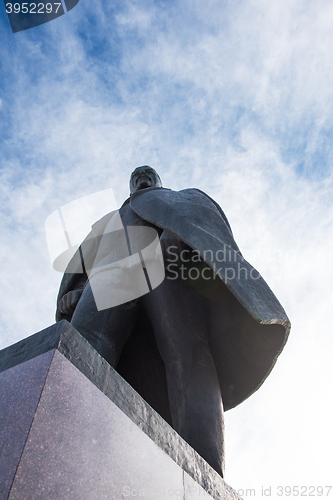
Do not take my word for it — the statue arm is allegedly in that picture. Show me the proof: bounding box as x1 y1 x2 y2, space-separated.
55 223 103 322
56 272 87 322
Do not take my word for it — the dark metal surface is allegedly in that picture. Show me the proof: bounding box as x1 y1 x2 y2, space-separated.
54 183 291 478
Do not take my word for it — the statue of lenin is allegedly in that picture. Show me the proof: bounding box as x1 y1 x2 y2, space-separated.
56 165 290 477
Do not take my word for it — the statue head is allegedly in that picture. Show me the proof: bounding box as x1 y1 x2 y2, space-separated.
130 166 162 194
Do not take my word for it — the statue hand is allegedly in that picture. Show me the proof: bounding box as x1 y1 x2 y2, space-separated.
59 289 83 317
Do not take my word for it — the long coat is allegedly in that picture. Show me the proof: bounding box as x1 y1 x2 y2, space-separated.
56 187 290 412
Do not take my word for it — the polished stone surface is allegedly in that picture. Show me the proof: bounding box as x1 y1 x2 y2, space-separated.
1 322 241 500
9 350 183 500
0 321 74 374
0 351 54 500
184 472 241 500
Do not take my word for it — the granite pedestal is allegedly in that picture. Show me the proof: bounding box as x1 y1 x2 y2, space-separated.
0 321 242 500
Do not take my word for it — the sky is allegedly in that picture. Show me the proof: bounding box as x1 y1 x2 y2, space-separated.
0 0 333 498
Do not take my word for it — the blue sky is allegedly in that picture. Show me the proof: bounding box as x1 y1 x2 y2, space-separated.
0 0 333 497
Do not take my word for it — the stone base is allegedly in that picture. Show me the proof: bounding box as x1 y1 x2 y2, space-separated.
0 321 241 500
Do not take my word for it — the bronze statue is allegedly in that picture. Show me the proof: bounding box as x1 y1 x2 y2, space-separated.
56 166 290 477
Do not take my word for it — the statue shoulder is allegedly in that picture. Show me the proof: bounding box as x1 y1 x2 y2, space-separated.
131 186 233 234
179 188 233 234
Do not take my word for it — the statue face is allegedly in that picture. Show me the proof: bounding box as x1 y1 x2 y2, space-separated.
130 166 162 194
